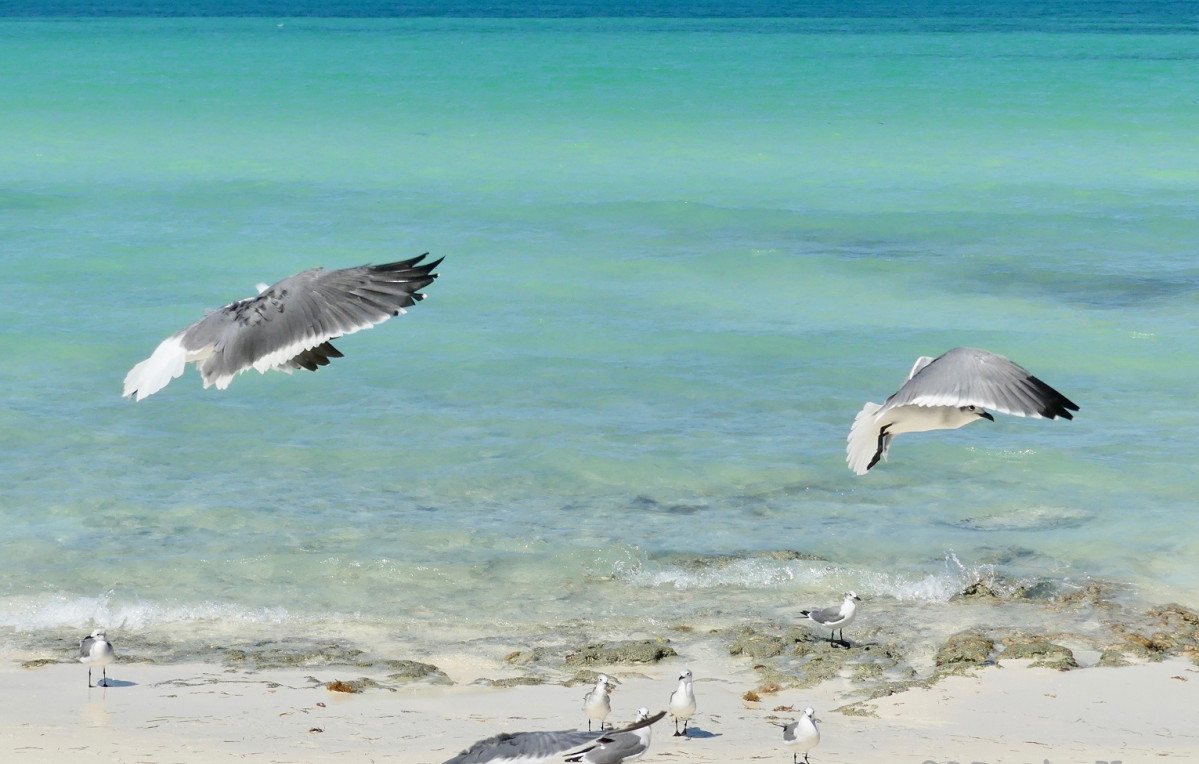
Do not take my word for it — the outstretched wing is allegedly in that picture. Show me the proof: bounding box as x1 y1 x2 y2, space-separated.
881 347 1078 419
123 254 441 400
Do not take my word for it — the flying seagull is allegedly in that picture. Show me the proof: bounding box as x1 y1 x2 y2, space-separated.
776 707 820 764
79 629 115 687
565 707 654 764
846 347 1079 474
122 254 442 401
442 710 665 764
800 591 861 646
667 669 696 737
582 673 613 731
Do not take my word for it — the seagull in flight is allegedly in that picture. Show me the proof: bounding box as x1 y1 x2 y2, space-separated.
79 629 115 687
442 709 665 764
565 707 655 764
846 347 1079 474
123 254 442 401
800 591 861 646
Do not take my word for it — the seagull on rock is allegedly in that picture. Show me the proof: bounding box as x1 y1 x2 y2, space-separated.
847 347 1079 474
800 592 861 646
123 254 442 401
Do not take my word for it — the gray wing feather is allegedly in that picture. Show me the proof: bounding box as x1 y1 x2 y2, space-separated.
444 712 665 764
882 347 1078 419
180 255 441 387
78 636 95 658
565 732 645 764
443 730 603 764
802 605 842 625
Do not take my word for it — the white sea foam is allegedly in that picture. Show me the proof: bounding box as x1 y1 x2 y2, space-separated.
611 552 1006 605
0 592 297 632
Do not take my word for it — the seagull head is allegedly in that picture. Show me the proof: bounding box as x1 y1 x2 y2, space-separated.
962 405 995 422
678 669 692 682
844 591 861 602
89 629 107 639
635 707 650 721
803 707 816 720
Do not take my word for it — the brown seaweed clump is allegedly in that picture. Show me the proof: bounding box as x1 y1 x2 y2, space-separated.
325 679 362 693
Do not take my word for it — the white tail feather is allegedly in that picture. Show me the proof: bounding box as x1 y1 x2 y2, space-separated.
846 402 885 475
123 335 189 401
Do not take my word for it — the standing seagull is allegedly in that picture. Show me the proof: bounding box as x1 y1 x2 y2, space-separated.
442 710 665 764
565 707 655 764
667 669 696 737
582 674 613 731
800 592 861 646
78 629 115 688
122 254 442 401
846 347 1079 474
777 707 820 764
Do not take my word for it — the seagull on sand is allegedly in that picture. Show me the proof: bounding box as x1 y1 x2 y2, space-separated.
800 592 861 646
442 710 666 764
565 707 655 764
667 669 696 737
122 254 442 401
583 674 613 731
777 707 820 764
846 347 1079 475
78 629 115 687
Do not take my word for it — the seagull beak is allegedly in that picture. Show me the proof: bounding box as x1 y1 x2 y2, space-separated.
979 411 995 421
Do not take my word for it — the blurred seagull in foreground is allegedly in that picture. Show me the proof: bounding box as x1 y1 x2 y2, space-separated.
777 707 820 764
668 669 696 737
565 707 654 764
442 709 665 764
122 254 442 401
582 674 613 731
79 629 115 687
800 592 861 646
847 347 1079 475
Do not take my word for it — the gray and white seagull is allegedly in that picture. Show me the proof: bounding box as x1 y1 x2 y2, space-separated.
442 709 665 764
800 591 861 646
846 347 1079 475
78 628 116 687
776 707 820 764
565 707 655 764
122 254 442 401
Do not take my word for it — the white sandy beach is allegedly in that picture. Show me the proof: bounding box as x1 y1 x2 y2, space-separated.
2 654 1196 763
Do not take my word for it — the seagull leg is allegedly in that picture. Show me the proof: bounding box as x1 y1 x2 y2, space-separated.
87 667 93 688
101 667 108 687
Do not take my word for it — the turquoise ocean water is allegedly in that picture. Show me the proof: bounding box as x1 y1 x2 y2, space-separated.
1 1 1197 662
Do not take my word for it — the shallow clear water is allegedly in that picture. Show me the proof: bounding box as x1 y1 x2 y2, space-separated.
1 4 1197 660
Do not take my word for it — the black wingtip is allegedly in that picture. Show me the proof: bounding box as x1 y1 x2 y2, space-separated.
1028 374 1080 419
